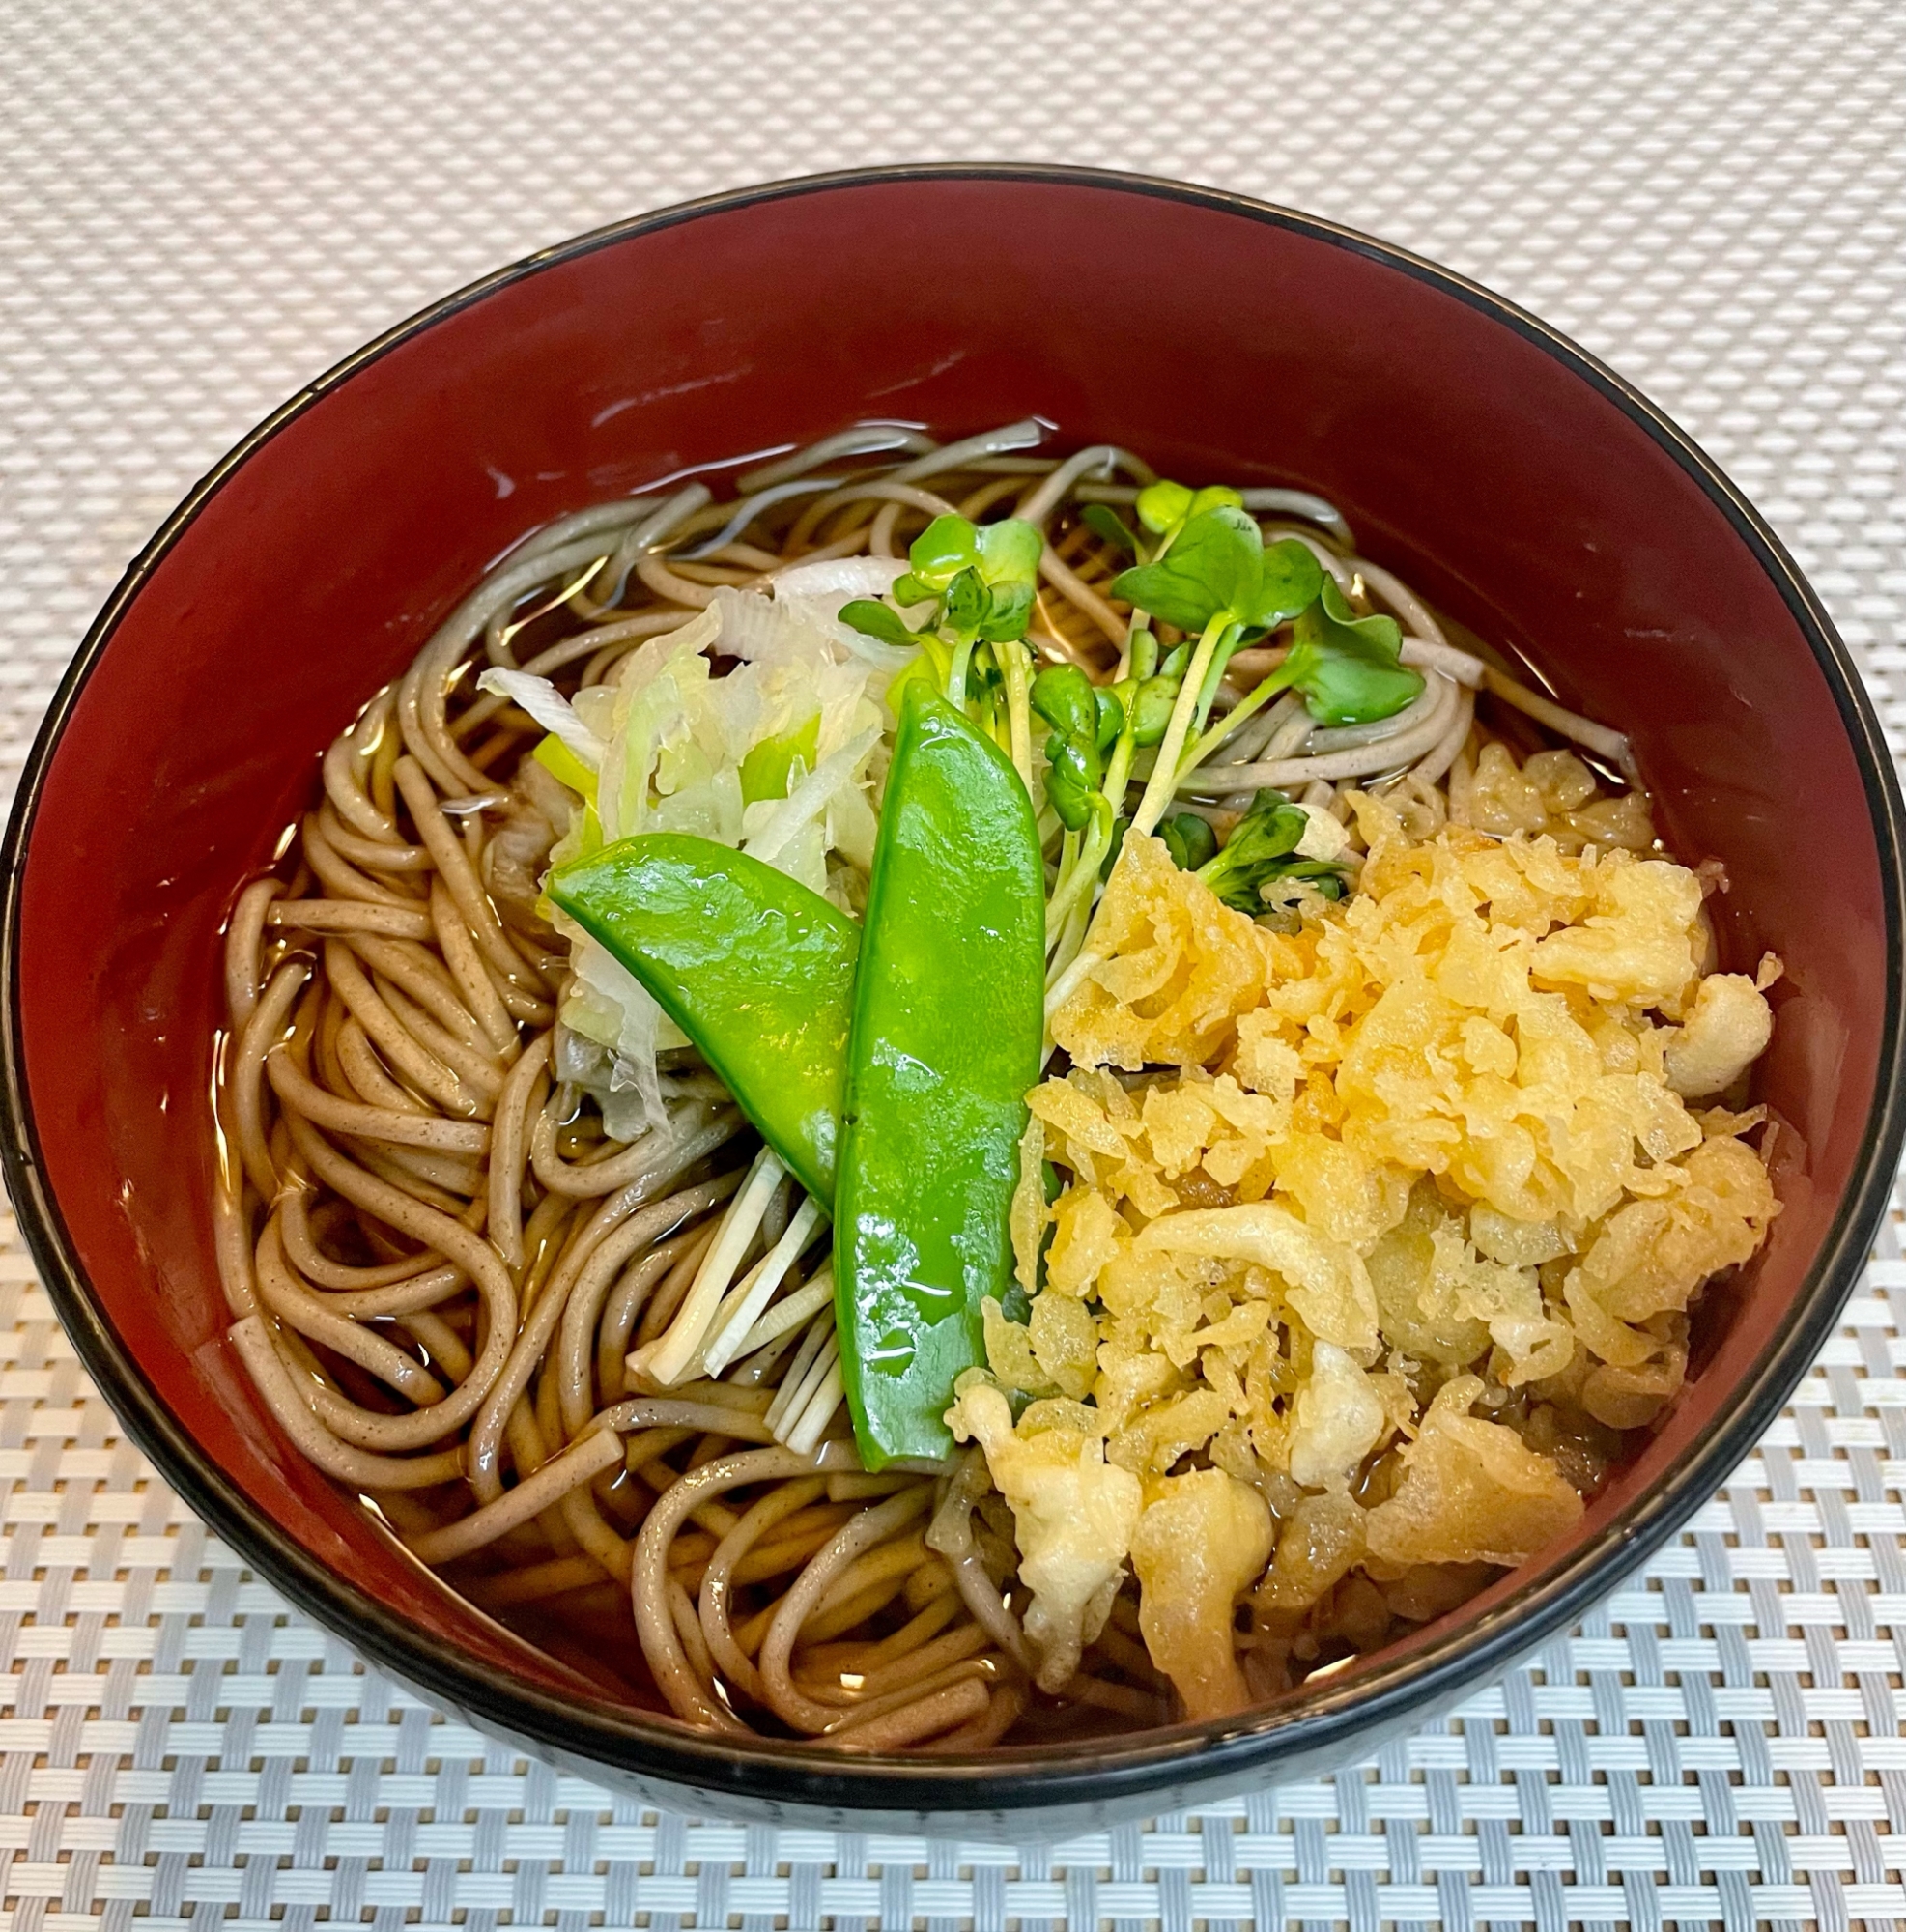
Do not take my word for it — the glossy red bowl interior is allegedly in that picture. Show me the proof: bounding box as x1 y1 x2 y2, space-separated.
5 168 1901 1831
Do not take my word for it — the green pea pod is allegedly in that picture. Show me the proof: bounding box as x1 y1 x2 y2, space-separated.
836 682 1045 1468
547 834 856 1203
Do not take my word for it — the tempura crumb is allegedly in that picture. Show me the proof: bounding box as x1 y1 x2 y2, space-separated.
970 759 1779 1716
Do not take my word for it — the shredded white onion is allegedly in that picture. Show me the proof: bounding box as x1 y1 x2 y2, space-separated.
473 668 605 767
743 726 881 868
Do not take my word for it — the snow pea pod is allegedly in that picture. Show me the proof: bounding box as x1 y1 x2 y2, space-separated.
835 682 1046 1468
547 834 857 1202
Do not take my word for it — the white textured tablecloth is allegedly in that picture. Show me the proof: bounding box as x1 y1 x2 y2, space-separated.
4 2 1906 1924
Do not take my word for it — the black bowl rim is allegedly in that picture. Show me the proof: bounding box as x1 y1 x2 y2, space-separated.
4 161 1903 1820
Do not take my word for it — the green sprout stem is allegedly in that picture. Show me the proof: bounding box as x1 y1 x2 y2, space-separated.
1043 791 1115 945
1181 659 1293 775
1047 824 1080 913
1040 561 1210 1042
1043 921 1100 1031
1130 611 1236 838
1041 867 1098 1063
1001 640 1035 793
1111 497 1193 677
1042 702 1137 952
946 638 976 711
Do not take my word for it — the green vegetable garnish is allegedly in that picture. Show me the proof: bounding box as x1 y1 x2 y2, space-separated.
1028 498 1306 889
738 714 820 804
1092 686 1124 752
841 514 1044 658
1135 479 1243 535
835 681 1044 1468
1160 811 1218 872
834 599 918 648
1106 500 1426 841
1111 506 1321 639
1100 814 1131 881
1030 662 1096 745
1051 738 1104 832
532 733 598 801
1126 676 1179 747
1032 663 1128 836
555 688 1046 1468
1036 665 1136 838
1080 502 1143 558
841 512 1046 782
1276 577 1425 728
1175 576 1427 780
895 513 1040 607
1193 790 1348 913
1109 507 1326 838
547 834 858 1202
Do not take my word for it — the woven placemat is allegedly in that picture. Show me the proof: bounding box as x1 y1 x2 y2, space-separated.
4 1 1905 1924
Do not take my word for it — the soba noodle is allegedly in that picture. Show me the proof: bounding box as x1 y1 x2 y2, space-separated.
211 421 1711 1745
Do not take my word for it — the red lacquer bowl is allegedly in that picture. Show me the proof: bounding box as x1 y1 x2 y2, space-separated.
4 167 1901 1834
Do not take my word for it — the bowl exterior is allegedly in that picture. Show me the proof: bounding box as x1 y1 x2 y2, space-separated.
5 165 1902 1832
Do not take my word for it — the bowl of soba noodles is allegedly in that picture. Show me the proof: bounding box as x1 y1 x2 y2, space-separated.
4 166 1901 1833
